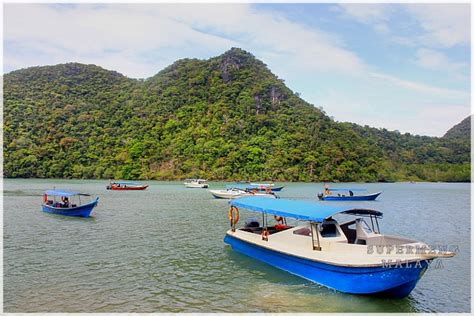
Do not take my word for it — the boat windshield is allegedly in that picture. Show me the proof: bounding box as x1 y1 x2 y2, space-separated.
360 218 373 233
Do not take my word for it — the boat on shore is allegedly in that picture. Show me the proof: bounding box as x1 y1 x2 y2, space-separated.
106 181 149 191
184 179 209 188
209 188 277 199
42 190 99 217
224 197 454 297
318 187 382 201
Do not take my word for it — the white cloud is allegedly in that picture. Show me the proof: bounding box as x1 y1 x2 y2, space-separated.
336 4 391 24
404 4 470 48
4 4 367 78
414 48 466 72
336 3 470 49
336 4 391 35
312 87 470 136
369 72 469 99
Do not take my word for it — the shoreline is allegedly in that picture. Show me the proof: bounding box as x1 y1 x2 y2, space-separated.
2 178 471 184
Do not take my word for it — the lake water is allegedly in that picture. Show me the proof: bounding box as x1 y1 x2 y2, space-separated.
3 179 470 312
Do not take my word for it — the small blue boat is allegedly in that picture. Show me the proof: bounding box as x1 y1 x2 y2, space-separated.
318 188 382 201
224 197 454 297
42 190 99 217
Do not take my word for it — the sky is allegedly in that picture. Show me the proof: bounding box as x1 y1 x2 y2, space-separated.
3 3 471 136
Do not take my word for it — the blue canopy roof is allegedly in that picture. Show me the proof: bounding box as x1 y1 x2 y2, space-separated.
45 190 90 197
326 188 367 191
230 197 381 222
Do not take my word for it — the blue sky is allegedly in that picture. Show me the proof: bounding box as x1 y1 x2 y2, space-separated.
3 3 471 136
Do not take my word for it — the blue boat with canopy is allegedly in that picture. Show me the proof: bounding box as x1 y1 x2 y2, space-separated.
42 190 99 217
318 187 382 201
224 197 454 297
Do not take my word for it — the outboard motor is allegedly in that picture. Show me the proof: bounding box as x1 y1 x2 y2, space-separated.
317 192 324 200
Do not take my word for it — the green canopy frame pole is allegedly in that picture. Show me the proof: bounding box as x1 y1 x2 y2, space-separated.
311 222 322 251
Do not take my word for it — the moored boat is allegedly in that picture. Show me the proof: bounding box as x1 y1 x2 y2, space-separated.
184 178 209 188
42 190 99 217
106 181 149 190
209 188 277 199
229 183 285 192
224 197 454 297
318 187 382 201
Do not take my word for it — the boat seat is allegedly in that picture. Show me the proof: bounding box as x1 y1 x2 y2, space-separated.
275 224 292 231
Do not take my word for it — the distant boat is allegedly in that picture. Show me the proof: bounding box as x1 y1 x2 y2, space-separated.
318 188 382 201
224 197 455 297
184 179 209 188
106 181 149 191
42 190 99 217
229 183 284 192
209 188 277 199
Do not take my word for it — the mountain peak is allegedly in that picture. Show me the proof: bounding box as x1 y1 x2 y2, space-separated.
221 47 255 58
212 47 269 84
443 115 471 139
216 47 258 68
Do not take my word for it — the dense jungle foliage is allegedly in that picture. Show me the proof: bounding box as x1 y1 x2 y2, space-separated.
3 48 471 182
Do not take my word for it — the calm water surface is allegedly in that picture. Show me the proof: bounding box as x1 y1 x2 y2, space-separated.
3 179 470 312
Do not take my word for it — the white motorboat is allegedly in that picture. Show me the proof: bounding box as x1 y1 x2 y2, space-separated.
225 197 455 297
184 179 209 188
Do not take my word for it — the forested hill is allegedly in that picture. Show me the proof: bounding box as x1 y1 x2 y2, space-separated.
443 115 471 140
3 48 470 182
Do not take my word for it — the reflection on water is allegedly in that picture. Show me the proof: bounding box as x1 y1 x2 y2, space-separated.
226 248 421 313
3 179 470 312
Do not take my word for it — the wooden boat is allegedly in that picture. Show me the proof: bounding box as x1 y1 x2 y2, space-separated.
224 197 454 297
42 190 99 217
318 188 382 201
184 179 209 188
106 181 149 191
209 188 277 199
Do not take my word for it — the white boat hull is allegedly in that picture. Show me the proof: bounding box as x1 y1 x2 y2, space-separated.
185 183 209 188
209 189 276 199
